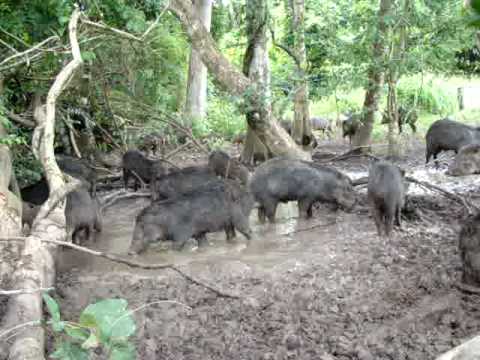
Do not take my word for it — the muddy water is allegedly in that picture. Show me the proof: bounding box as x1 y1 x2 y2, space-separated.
54 160 480 359
58 164 480 276
59 192 358 277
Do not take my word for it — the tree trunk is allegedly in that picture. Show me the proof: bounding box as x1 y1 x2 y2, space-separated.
1 9 83 359
184 0 213 127
352 0 393 148
169 0 309 160
0 76 22 238
290 0 312 147
241 0 273 164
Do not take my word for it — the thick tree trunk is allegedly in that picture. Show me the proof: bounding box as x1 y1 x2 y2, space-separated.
0 76 22 238
169 0 309 160
1 8 83 360
352 0 393 148
184 0 213 127
290 0 312 147
241 0 273 164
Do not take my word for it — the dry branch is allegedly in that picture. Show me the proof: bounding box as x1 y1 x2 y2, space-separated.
0 237 241 299
0 36 59 68
406 176 479 214
6 110 35 128
0 288 53 296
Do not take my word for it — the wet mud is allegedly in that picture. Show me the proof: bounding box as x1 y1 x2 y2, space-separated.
53 140 480 359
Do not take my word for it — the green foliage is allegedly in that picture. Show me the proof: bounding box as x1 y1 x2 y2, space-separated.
43 294 136 360
397 77 457 115
192 91 245 140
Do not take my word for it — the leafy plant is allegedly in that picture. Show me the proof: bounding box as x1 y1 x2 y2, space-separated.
43 293 136 360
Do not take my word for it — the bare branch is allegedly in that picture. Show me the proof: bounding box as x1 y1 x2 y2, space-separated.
270 28 301 67
0 36 59 68
81 18 143 42
0 27 29 47
0 288 53 296
41 238 241 299
5 110 35 128
0 38 18 54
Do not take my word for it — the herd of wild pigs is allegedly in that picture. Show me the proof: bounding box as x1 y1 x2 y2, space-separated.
18 116 480 287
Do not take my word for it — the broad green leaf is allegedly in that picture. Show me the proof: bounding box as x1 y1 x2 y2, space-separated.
65 325 89 342
50 342 89 360
80 299 136 342
81 332 100 349
43 293 61 323
109 342 136 360
78 313 97 328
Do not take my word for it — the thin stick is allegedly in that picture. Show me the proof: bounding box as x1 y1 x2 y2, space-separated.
40 238 240 299
0 36 59 67
0 287 54 296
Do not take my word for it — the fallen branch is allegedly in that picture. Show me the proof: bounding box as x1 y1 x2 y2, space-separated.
406 176 479 214
6 110 35 128
0 287 54 296
164 140 193 159
43 238 241 299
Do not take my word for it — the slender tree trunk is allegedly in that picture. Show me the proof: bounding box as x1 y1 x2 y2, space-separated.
1 9 83 359
0 76 22 238
241 0 273 164
169 0 309 160
290 0 312 147
184 0 213 127
353 0 393 148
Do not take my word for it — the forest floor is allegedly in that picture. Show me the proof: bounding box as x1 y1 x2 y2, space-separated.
52 137 480 360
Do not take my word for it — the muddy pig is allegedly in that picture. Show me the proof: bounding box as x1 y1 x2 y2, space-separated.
446 144 480 176
425 118 480 165
139 132 164 156
21 178 49 205
65 187 102 244
129 181 254 253
250 158 356 223
342 114 361 144
151 165 217 201
22 201 40 229
122 150 167 191
367 161 407 236
311 116 332 136
459 213 480 286
56 154 97 197
208 150 250 185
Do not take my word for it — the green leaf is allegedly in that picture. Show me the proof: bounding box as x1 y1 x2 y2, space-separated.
65 326 89 342
81 332 100 349
80 299 136 342
43 293 61 323
82 51 96 62
50 342 89 360
109 342 136 360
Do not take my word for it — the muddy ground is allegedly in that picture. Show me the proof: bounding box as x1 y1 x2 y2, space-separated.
52 138 480 359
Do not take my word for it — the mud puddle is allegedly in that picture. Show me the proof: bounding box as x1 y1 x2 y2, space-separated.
54 158 480 359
